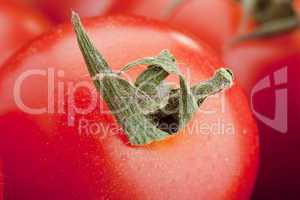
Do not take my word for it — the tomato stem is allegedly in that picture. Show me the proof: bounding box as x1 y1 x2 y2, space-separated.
71 11 233 146
251 0 297 24
237 0 299 41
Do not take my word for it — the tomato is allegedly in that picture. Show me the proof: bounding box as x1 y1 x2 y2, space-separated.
0 0 50 66
0 15 258 199
222 1 300 199
224 30 300 200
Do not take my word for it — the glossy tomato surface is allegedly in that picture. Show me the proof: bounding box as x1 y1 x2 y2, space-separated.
0 16 258 199
0 0 50 65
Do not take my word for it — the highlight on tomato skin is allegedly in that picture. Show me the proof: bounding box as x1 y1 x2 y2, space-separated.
0 0 51 66
0 15 259 199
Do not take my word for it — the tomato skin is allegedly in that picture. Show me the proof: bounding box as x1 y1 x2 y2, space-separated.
0 0 50 66
0 16 258 199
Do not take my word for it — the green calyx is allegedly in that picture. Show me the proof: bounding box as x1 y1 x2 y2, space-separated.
71 12 234 146
251 0 296 24
237 0 300 41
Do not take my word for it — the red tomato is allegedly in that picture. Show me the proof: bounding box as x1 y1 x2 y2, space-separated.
0 0 50 66
224 30 300 200
0 16 258 199
223 1 300 199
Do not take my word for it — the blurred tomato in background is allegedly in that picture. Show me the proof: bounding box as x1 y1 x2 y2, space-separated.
26 0 116 23
106 0 242 54
225 29 300 200
223 1 300 199
0 0 50 65
26 0 242 54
